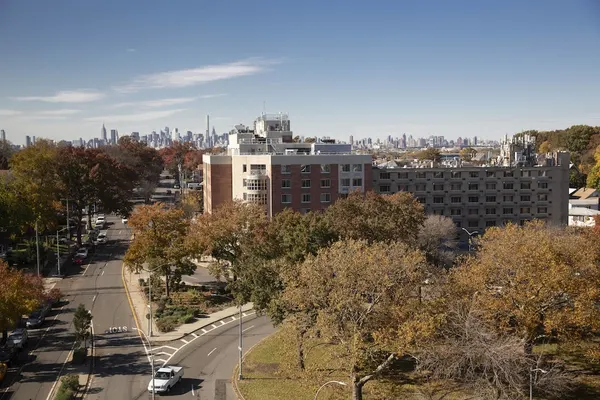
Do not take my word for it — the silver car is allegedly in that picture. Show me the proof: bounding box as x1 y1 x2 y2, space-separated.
8 328 28 349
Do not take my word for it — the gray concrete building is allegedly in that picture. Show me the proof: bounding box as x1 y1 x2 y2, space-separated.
372 135 570 243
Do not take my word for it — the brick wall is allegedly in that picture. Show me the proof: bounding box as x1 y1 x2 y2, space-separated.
204 163 232 213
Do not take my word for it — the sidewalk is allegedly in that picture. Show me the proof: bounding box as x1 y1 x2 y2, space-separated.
122 265 253 343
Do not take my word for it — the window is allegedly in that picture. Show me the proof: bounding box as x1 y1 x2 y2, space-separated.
416 183 427 191
244 193 267 204
450 208 462 216
379 172 391 180
353 164 363 172
432 209 443 215
250 164 266 171
520 219 531 226
281 165 291 174
486 171 495 178
321 179 331 188
281 179 291 189
243 179 247 187
341 164 350 172
503 207 513 214
468 195 479 203
538 194 548 201
301 164 311 174
433 183 444 191
468 183 479 190
246 179 268 191
416 172 426 179
398 184 408 191
522 170 531 177
301 193 311 203
243 164 247 173
486 182 496 190
503 195 514 202
302 179 311 188
433 196 444 204
538 207 548 213
520 207 531 214
320 193 331 203
539 182 548 189
468 208 479 215
504 171 514 177
469 171 479 178
451 196 461 203
379 185 391 193
321 164 331 173
485 195 496 202
433 171 444 179
503 182 514 190
520 195 531 201
539 170 548 177
352 178 363 187
486 220 497 227
451 171 461 179
416 197 426 204
521 182 531 190
398 172 408 179
281 194 291 203
468 220 479 228
485 207 496 215
451 182 462 190
341 178 350 187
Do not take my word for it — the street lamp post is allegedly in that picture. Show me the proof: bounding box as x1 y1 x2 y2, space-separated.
238 303 243 380
313 381 347 400
35 220 40 276
461 228 479 251
133 328 156 400
529 367 548 400
140 263 166 337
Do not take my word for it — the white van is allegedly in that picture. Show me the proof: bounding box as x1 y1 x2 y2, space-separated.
187 182 202 190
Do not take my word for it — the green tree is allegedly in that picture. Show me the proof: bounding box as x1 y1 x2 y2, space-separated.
0 176 34 237
124 203 195 297
282 239 428 400
417 148 441 162
586 146 600 190
0 140 16 170
9 139 60 230
73 303 93 348
324 191 425 246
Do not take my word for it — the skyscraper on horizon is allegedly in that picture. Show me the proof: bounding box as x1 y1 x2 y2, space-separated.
25 135 31 147
0 129 5 142
110 129 118 145
101 124 107 143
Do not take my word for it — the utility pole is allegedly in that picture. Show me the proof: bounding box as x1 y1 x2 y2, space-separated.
66 198 70 239
238 304 243 380
56 230 61 276
35 220 40 276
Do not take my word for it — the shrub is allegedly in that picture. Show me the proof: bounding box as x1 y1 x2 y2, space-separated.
72 346 87 364
61 374 80 391
182 313 195 324
55 387 74 400
47 288 62 305
156 316 177 332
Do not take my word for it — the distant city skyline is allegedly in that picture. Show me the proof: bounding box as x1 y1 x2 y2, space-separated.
1 1 600 145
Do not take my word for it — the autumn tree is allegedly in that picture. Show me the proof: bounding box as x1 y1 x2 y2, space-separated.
459 147 477 161
0 261 45 340
417 215 458 268
187 200 268 301
417 148 442 162
0 176 34 237
124 203 195 297
0 140 16 170
9 139 60 230
450 221 600 351
324 191 425 247
586 146 600 190
158 142 196 177
282 240 429 400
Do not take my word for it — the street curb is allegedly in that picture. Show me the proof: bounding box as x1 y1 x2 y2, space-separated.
77 323 95 399
231 333 274 400
122 261 144 339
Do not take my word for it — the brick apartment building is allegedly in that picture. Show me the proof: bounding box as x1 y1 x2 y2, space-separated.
203 114 373 216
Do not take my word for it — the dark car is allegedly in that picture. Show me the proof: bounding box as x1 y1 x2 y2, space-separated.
0 346 17 366
26 303 50 329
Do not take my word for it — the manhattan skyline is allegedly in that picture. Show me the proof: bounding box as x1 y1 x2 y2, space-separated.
1 0 600 146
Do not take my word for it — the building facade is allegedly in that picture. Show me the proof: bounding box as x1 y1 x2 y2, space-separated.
203 114 372 216
372 136 570 242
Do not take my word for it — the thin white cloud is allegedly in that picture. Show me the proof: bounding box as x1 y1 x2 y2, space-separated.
22 115 68 121
0 109 22 116
13 90 105 103
85 108 186 123
112 59 277 93
127 48 136 52
37 109 82 116
111 94 226 109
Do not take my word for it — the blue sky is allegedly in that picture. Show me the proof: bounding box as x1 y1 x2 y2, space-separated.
1 0 600 145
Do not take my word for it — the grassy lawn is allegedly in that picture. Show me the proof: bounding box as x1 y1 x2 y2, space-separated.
238 326 600 400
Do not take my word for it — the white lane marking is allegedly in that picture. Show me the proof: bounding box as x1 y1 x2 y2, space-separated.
45 343 76 400
192 333 199 338
220 320 226 326
180 338 189 344
101 270 105 276
211 324 218 329
242 313 248 317
201 328 207 334
230 316 237 322
207 347 217 357
242 325 255 333
158 345 178 351
83 263 91 275
92 295 97 302
155 358 167 363
156 351 173 357
119 230 122 234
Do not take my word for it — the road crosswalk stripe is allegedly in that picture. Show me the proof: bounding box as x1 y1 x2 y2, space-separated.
192 333 199 338
180 338 189 344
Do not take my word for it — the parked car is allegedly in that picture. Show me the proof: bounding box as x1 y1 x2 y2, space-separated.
72 255 86 265
26 303 50 329
7 329 28 350
173 184 180 189
95 231 108 244
0 346 17 366
121 217 128 224
148 366 184 394
76 247 88 259
166 190 172 194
